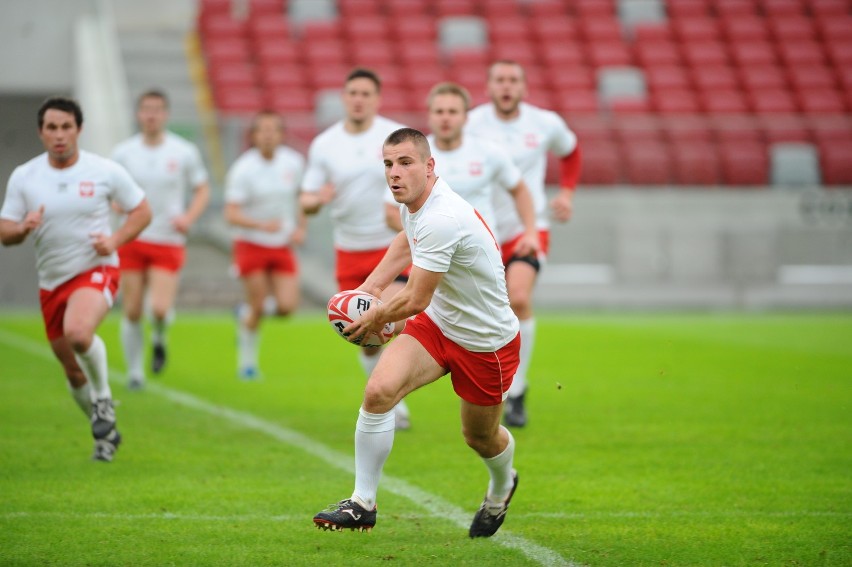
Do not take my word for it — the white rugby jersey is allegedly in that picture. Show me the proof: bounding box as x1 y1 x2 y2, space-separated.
1 150 145 291
466 101 577 241
224 146 305 248
400 178 518 352
301 115 404 251
111 132 208 245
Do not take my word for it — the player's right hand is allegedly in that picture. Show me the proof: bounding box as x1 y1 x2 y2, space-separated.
22 205 45 234
259 219 282 233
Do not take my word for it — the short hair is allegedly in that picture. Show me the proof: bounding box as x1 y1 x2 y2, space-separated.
250 109 284 134
426 82 471 111
345 67 382 92
487 59 526 82
38 96 84 129
384 128 431 160
137 89 170 109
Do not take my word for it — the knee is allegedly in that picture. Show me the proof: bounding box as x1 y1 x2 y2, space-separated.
508 291 532 318
64 367 87 388
63 326 92 353
362 380 397 414
462 425 493 456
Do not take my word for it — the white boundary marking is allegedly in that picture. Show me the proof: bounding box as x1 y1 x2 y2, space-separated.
0 328 576 567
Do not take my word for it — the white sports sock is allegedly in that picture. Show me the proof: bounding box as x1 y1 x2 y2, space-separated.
352 407 395 510
74 335 111 399
237 320 259 371
508 318 535 398
151 311 171 346
483 426 515 502
359 350 409 420
120 317 144 380
69 382 93 416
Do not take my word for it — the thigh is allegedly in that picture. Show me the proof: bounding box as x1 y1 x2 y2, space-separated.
241 271 269 312
148 269 180 312
120 271 146 320
365 335 446 411
270 273 299 312
65 287 111 339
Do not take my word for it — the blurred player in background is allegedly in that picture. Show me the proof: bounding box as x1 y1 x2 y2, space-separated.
111 89 209 389
466 60 582 428
224 110 305 379
0 96 151 461
386 82 538 255
313 128 520 538
300 68 412 429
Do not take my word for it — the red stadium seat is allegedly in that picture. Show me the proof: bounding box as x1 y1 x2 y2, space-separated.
700 89 751 114
815 14 852 42
256 42 299 66
209 64 257 90
806 0 851 17
623 142 673 185
492 43 538 67
554 90 600 113
530 16 579 46
652 89 701 113
201 15 247 41
389 15 437 42
351 42 397 67
574 0 616 18
767 15 816 41
662 115 714 143
645 65 692 91
720 15 771 42
308 65 352 90
777 41 826 66
339 0 381 17
303 42 348 68
248 16 289 44
787 65 837 91
216 87 264 114
204 38 251 65
579 17 624 42
344 16 388 42
819 140 852 184
267 89 314 113
749 89 799 113
759 0 806 16
671 142 722 185
549 67 596 92
587 41 633 67
570 114 614 144
719 142 769 185
672 17 721 42
248 0 283 17
488 19 532 43
434 0 477 17
259 64 307 89
608 96 652 114
797 89 848 114
540 42 586 67
399 41 441 67
760 114 812 143
729 41 777 68
667 0 711 17
714 116 764 144
578 142 622 184
446 48 489 68
714 0 759 17
825 42 852 66
481 0 523 19
632 22 673 42
528 0 568 19
634 41 683 67
613 115 662 144
739 65 789 93
691 65 740 92
300 21 342 42
682 41 729 67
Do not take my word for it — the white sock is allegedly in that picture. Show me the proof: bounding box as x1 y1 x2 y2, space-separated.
508 318 535 398
483 426 515 502
152 311 171 346
69 382 93 416
359 350 409 419
120 317 144 380
238 320 259 371
74 335 111 399
352 407 395 510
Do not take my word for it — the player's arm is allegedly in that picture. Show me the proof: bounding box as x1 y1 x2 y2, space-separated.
93 199 152 256
550 145 582 222
508 180 541 257
347 265 442 342
385 202 403 232
299 183 334 215
173 181 211 234
358 231 412 298
0 205 44 246
223 202 280 233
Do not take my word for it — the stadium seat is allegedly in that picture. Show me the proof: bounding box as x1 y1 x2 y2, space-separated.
578 142 622 184
216 87 264 114
682 41 730 67
667 0 711 17
619 0 667 34
389 15 437 42
488 18 533 43
569 114 614 144
248 16 289 45
777 41 826 67
759 0 806 16
644 65 692 91
202 15 247 41
671 142 722 185
344 16 388 42
434 0 478 18
587 42 634 67
700 89 751 114
597 66 647 103
720 15 771 42
719 142 769 185
613 114 662 144
267 89 314 113
787 65 837 91
730 41 779 67
691 65 740 92
672 16 721 42
256 42 299 66
759 114 812 143
398 41 441 68
308 65 352 90
714 0 759 17
749 89 799 113
634 41 683 67
579 17 624 42
767 15 816 42
825 42 852 67
714 115 764 144
260 64 308 89
351 42 396 67
554 89 600 113
540 43 586 68
797 89 848 114
204 38 251 65
575 0 617 18
815 14 852 42
623 142 673 185
209 64 257 90
300 20 342 42
446 48 489 68
652 89 701 113
481 0 523 19
632 22 673 42
818 140 852 184
806 0 851 17
662 114 714 143
492 43 538 68
608 96 653 113
338 0 381 17
248 0 284 17
739 65 789 93
302 41 348 68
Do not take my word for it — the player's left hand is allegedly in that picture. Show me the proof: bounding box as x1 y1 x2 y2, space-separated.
90 232 117 256
291 226 306 246
513 231 541 258
172 215 192 234
342 302 388 346
550 190 574 222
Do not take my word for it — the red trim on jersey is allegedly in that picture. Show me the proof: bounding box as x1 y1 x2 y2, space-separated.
559 145 582 190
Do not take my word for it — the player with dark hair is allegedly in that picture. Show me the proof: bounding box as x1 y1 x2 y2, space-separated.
224 110 305 379
0 96 151 461
313 128 521 538
112 89 210 389
300 68 412 429
466 60 582 427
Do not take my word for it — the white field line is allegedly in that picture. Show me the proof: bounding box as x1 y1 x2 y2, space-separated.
0 328 576 567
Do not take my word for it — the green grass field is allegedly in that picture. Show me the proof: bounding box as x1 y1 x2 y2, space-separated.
0 311 849 566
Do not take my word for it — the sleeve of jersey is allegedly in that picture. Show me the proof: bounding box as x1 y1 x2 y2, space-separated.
223 163 248 204
111 162 146 211
492 144 522 190
187 144 209 186
300 142 327 192
0 169 25 221
410 213 458 274
560 144 582 190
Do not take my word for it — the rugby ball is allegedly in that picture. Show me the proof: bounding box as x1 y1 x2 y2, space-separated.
327 290 395 348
